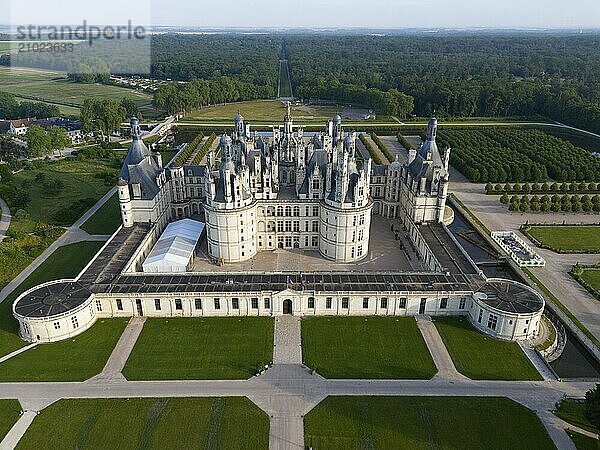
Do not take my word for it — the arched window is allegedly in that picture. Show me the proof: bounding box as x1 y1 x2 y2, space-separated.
277 206 284 216
285 206 292 216
293 206 300 217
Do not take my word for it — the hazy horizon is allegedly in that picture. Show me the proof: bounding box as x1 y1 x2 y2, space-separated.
4 0 600 30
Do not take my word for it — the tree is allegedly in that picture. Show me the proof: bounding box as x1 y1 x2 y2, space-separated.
25 125 51 157
485 182 493 193
81 99 126 141
509 201 519 211
120 98 141 120
48 127 71 155
585 385 600 430
500 193 509 204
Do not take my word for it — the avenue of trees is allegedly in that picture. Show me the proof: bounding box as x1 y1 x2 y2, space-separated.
501 193 600 213
80 98 140 140
284 34 600 130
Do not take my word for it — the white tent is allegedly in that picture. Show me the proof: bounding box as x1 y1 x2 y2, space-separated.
142 219 205 273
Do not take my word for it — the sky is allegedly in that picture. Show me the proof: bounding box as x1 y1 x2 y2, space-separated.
5 0 600 29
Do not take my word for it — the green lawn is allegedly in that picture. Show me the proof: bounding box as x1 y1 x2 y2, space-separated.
183 99 337 123
581 269 600 292
17 397 268 450
304 396 555 450
0 400 21 441
123 317 274 380
302 317 437 379
80 194 120 235
526 226 600 252
0 66 154 112
566 430 600 450
433 316 542 380
0 241 104 358
555 398 599 434
0 318 128 382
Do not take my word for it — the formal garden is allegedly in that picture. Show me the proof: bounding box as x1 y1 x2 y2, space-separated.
304 396 554 450
522 225 600 253
301 317 437 379
437 128 600 183
16 397 269 450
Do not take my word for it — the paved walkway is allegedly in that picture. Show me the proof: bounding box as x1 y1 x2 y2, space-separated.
518 342 558 381
273 316 302 364
0 197 11 242
416 315 467 380
0 187 117 305
93 317 146 381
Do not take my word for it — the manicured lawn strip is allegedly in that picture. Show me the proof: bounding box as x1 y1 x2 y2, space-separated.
525 226 600 253
581 269 600 292
0 400 21 441
302 317 437 379
0 241 105 357
16 397 268 450
566 430 599 450
80 194 121 235
433 316 542 380
123 317 274 380
555 398 599 434
304 396 555 450
0 319 128 382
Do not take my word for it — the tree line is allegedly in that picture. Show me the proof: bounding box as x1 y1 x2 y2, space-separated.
0 92 60 120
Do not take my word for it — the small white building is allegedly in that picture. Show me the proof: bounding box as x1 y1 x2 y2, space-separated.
142 219 205 273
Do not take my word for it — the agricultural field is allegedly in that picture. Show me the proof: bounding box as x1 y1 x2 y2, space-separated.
123 317 274 380
524 226 600 252
0 66 154 116
438 128 600 183
17 397 269 449
433 316 542 380
302 317 437 379
304 396 554 450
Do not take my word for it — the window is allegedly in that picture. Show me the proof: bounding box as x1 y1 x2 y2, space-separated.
342 297 349 309
313 206 319 216
175 299 182 310
363 297 369 309
214 298 221 310
293 221 300 232
381 298 388 309
96 300 102 312
357 245 363 257
264 298 271 309
359 214 365 225
459 298 466 310
293 206 300 216
440 298 448 309
312 178 319 190
285 221 292 232
195 298 203 310
53 321 60 330
312 221 319 232
308 297 315 309
358 230 364 241
251 298 259 309
312 236 318 247
478 309 483 323
155 299 162 311
116 299 123 311
277 206 283 216
71 316 79 329
285 206 292 216
326 297 332 309
277 221 284 232
285 236 292 247
487 314 498 331
399 298 407 308
232 298 239 310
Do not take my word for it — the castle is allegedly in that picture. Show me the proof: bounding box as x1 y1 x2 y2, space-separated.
117 105 450 263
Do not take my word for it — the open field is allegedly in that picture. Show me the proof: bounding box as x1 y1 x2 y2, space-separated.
433 316 542 380
0 318 128 381
554 398 599 434
525 226 600 253
0 400 21 442
123 317 274 380
0 241 104 358
302 317 437 379
304 396 554 450
80 194 120 235
17 397 269 450
0 66 154 114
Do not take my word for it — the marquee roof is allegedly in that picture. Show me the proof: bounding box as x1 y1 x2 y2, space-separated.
142 219 205 273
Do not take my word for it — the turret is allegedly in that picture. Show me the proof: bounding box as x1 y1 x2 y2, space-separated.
118 178 133 228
